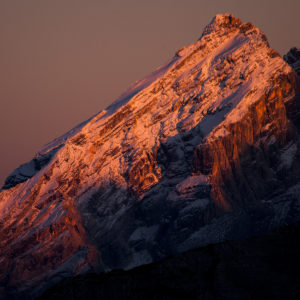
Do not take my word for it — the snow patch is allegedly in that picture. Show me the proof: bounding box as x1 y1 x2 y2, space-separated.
180 198 210 213
125 250 153 270
279 143 297 169
129 225 159 242
176 175 208 193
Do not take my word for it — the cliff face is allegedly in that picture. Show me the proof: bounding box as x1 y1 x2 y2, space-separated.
284 47 300 75
1 14 300 299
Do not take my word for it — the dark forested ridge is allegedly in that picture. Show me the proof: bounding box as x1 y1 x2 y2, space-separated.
39 222 300 300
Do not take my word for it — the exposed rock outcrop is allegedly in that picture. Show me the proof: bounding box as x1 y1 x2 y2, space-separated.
284 47 300 75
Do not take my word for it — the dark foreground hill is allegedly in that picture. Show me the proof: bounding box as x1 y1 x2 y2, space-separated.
39 222 300 300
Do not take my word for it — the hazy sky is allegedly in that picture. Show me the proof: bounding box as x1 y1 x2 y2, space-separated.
1 0 300 186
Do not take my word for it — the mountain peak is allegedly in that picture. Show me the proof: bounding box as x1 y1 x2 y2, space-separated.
201 14 242 36
200 13 268 47
212 13 242 27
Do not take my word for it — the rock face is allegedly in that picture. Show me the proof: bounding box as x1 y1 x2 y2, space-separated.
38 222 300 300
1 14 300 299
284 47 300 75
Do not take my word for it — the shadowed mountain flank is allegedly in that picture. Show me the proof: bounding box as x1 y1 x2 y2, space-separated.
38 222 300 300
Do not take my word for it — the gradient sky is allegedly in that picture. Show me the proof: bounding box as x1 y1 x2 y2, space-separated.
1 0 300 186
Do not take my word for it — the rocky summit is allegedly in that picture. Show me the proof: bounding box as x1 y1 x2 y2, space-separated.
1 14 300 299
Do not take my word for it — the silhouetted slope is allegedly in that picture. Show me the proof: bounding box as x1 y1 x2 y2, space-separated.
39 222 300 300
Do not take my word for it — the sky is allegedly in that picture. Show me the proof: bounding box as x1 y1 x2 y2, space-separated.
1 0 300 186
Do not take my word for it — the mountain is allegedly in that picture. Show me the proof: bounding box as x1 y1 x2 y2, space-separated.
1 14 300 299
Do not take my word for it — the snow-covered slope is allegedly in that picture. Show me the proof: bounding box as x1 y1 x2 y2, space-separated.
1 14 300 299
